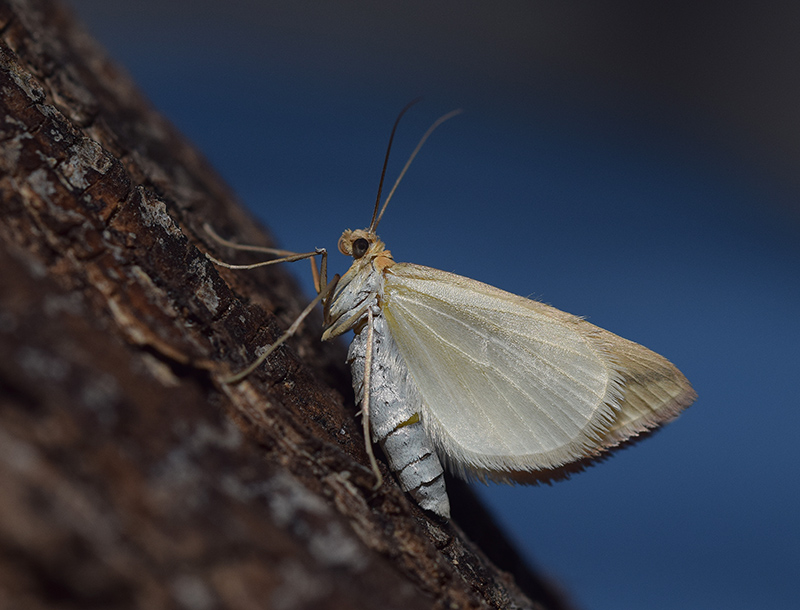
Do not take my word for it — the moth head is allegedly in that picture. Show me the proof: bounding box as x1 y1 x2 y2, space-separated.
338 229 386 260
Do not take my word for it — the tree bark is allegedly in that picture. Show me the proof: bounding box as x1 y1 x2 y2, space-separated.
0 1 571 608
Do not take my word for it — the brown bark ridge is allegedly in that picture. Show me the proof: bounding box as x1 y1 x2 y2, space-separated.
0 1 573 608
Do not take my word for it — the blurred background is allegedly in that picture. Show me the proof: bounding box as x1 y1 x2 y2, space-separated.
64 2 799 608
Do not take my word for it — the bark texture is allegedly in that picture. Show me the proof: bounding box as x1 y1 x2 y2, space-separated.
0 1 572 608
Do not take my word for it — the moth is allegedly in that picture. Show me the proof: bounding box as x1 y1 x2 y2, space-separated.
206 104 696 519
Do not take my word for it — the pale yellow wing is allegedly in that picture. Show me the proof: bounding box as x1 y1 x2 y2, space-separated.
381 263 695 482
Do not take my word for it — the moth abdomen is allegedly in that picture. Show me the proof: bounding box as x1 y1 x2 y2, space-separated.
380 420 449 518
347 306 451 518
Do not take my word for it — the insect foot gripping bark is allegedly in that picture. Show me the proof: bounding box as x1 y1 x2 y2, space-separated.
207 104 696 522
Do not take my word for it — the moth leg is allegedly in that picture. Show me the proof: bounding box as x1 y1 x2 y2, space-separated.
203 223 331 383
205 222 312 257
361 306 384 490
204 223 325 282
222 283 333 383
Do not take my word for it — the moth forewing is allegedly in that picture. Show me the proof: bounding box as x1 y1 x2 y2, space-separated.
582 326 697 449
380 263 695 483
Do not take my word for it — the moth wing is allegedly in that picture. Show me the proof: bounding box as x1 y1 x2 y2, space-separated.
381 263 695 482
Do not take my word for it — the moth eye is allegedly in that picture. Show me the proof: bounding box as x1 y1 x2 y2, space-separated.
352 238 369 259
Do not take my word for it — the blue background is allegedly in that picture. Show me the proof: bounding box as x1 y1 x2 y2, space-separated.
65 2 799 608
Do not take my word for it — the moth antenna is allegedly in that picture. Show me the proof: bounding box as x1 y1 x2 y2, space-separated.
372 108 463 233
369 98 422 233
